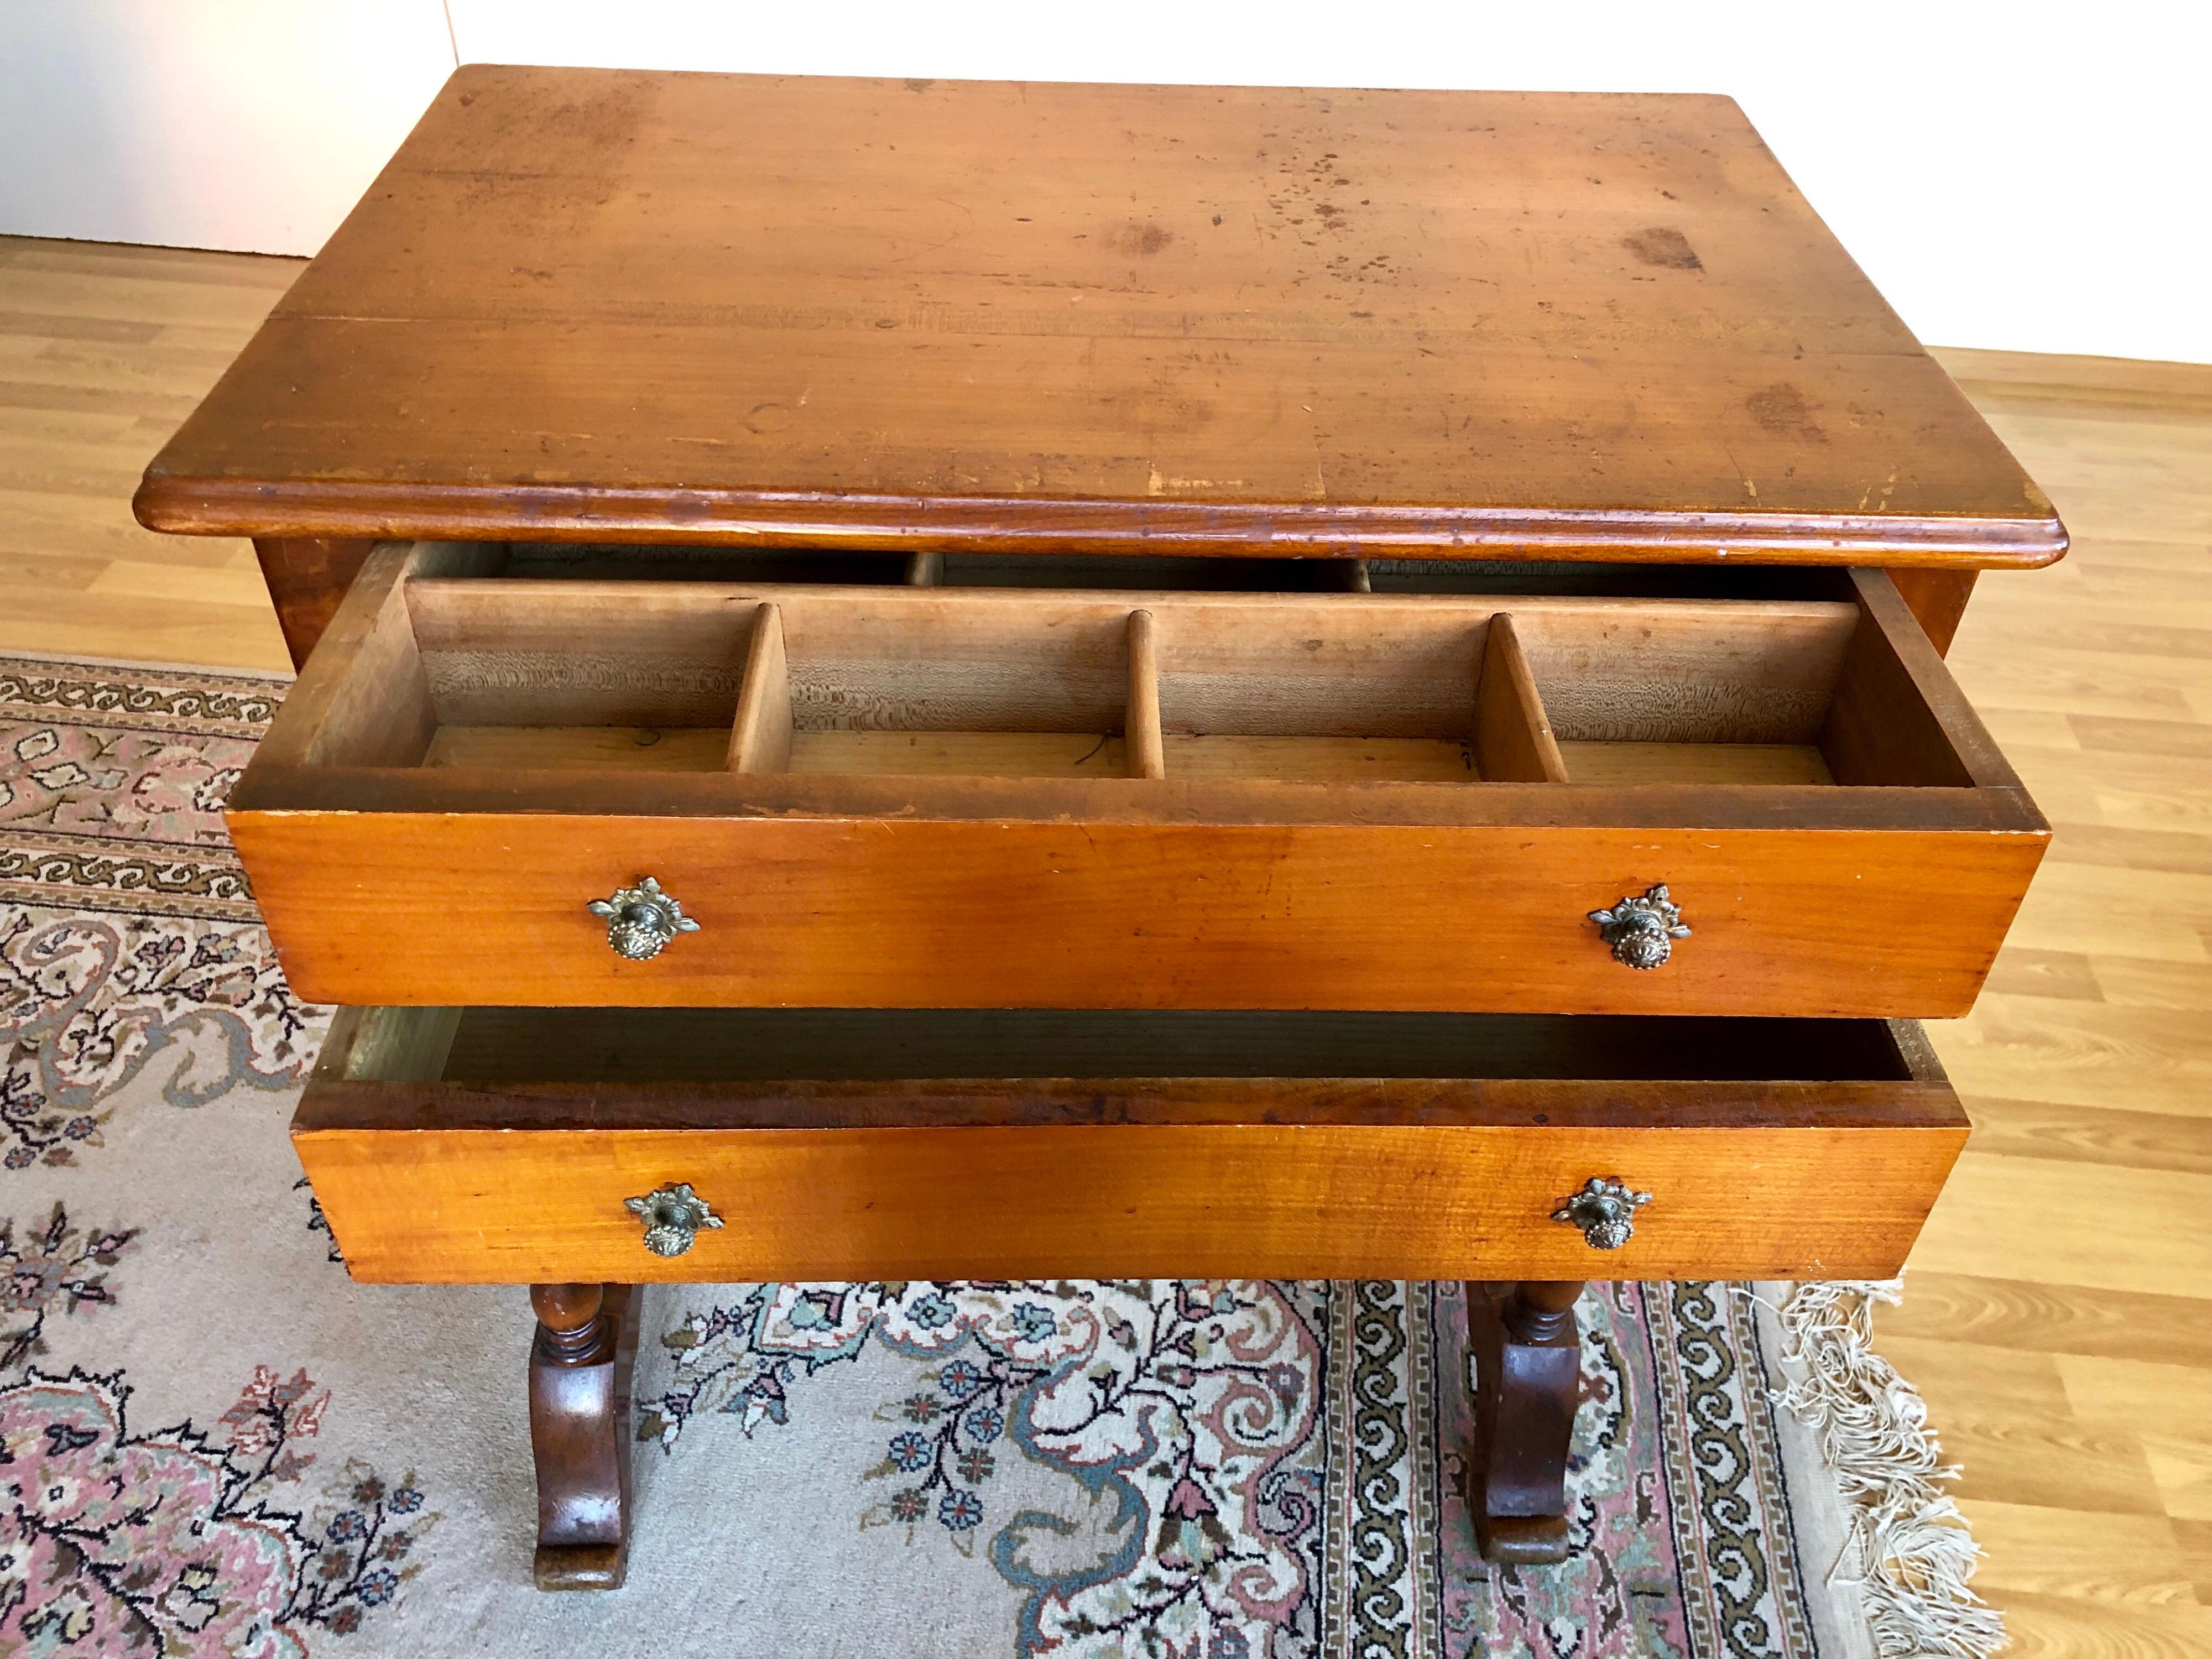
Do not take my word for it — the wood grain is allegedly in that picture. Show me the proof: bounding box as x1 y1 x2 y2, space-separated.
1819 567 1993 788
1158 734 1469 781
1558 742 1835 785
132 68 2061 567
1467 1282 1585 1562
528 1280 639 1592
294 1047 1967 1284
254 537 376 670
253 539 498 771
227 804 2043 1015
299 1006 1960 1283
724 602 792 774
1125 608 1165 778
424 726 733 771
1472 613 1567 782
785 730 1129 778
1892 567 1979 655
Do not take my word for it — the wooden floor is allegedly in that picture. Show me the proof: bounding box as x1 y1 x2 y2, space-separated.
5 234 2209 1651
1875 348 2212 1656
0 237 295 669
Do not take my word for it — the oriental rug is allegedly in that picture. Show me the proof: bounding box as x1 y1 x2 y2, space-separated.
0 652 1993 1659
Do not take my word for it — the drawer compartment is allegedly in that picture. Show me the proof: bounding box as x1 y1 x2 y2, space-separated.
296 1007 1970 1284
228 542 2046 1016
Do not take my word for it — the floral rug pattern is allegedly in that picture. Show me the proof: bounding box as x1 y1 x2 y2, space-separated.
641 1278 1331 1656
0 1351 438 1654
0 653 1860 1658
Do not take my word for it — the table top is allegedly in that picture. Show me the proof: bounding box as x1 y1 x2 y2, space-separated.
135 66 2062 567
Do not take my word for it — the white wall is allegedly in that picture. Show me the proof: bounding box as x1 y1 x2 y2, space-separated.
4 0 2207 363
0 2 456 260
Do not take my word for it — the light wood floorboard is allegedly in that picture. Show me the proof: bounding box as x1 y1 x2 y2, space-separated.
3 238 2208 1649
0 236 296 669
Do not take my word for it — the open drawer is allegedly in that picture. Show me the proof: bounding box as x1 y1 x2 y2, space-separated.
296 1006 1969 1283
229 542 2046 1016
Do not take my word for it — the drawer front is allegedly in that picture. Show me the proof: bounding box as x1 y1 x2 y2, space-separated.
294 1010 1970 1285
230 542 2046 1018
236 810 2040 1016
298 1093 1965 1285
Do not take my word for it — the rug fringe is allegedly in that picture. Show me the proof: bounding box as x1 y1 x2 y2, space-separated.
1768 1279 2005 1659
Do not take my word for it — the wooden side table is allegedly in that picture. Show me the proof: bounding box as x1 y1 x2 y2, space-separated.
137 66 2058 1588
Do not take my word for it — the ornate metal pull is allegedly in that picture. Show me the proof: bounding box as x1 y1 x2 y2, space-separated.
587 876 701 961
624 1183 724 1257
1552 1177 1651 1250
1588 884 1690 970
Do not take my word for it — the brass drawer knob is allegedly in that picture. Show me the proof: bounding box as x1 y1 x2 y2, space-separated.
624 1183 724 1256
587 876 701 961
1589 884 1691 969
1552 1176 1651 1250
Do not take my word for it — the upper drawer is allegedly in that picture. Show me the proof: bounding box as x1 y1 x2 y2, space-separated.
227 543 2047 1016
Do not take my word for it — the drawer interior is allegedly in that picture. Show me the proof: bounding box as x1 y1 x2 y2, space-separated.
337 1005 1926 1087
301 544 1984 791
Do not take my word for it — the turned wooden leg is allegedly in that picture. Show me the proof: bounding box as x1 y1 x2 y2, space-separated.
1465 1280 1585 1566
529 1282 640 1591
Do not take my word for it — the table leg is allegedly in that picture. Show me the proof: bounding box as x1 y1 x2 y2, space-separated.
251 536 377 668
1889 567 1978 656
529 1282 640 1590
1465 1279 1585 1565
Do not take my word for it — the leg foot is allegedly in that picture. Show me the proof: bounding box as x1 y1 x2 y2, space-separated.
529 1282 640 1591
1465 1280 1584 1566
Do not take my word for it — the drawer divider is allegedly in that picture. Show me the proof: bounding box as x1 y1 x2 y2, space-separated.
1125 609 1166 779
1472 614 1569 783
726 602 793 774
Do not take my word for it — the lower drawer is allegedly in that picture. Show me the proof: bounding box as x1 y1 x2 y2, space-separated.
295 1009 1969 1284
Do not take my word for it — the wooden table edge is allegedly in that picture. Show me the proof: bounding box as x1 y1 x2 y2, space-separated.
132 474 2069 568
